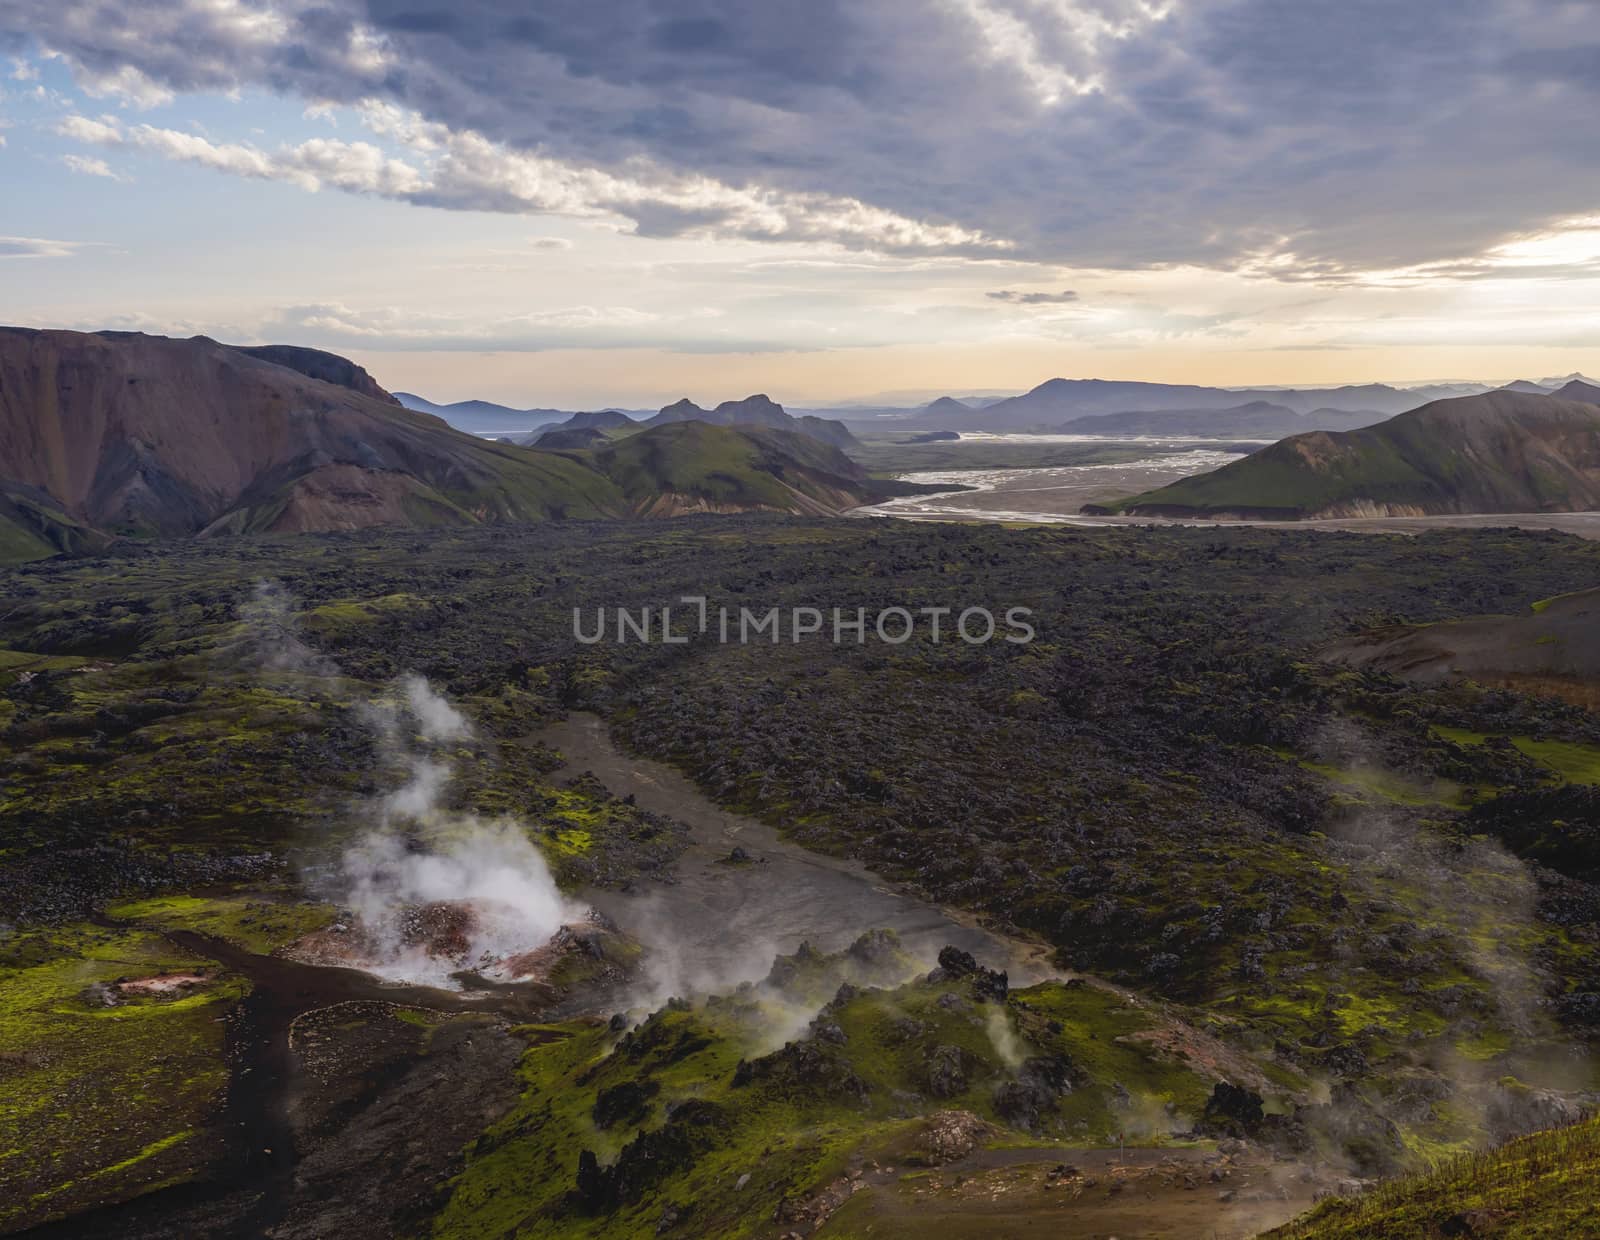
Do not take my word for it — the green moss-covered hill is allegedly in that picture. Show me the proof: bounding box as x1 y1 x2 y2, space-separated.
1092 388 1600 519
429 935 1230 1240
590 421 872 516
1271 1114 1600 1240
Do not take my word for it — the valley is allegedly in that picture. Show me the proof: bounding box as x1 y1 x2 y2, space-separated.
4 516 1600 1237
9 5 1600 1234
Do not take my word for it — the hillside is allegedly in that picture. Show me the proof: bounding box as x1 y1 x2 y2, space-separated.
591 421 875 516
0 328 632 552
1270 1116 1600 1240
1092 390 1600 519
1057 400 1387 437
0 331 920 561
1323 586 1600 707
644 393 858 449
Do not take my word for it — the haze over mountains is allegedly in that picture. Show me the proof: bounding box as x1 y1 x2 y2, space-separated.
392 392 581 435
392 374 1593 441
1056 401 1388 438
1097 384 1600 519
902 377 1498 433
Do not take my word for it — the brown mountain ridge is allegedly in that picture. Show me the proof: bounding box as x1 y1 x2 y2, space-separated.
0 328 883 561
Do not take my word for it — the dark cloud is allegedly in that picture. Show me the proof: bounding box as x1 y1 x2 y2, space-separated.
14 0 1600 271
987 289 1079 304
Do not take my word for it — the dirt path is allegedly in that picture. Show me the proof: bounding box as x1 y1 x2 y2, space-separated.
822 1144 1320 1239
538 712 1061 992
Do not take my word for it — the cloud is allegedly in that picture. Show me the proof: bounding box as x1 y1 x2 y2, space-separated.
53 102 1009 254
15 0 1600 276
61 153 121 179
0 236 88 259
255 300 801 353
528 236 574 250
987 288 1079 304
55 114 121 144
57 114 427 195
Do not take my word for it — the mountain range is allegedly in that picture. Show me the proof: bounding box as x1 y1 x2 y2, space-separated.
1056 401 1389 437
0 330 883 561
1092 383 1600 519
642 394 858 448
883 377 1508 433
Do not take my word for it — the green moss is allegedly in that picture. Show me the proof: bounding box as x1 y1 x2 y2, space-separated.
0 922 240 1232
106 894 337 955
1271 1115 1600 1239
1288 753 1468 808
429 971 1231 1240
1454 1031 1514 1062
1431 727 1600 785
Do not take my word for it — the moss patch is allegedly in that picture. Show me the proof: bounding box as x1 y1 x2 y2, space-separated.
0 922 242 1232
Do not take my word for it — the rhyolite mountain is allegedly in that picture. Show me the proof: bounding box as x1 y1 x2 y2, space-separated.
234 345 400 405
0 329 883 560
1056 400 1389 438
0 328 626 546
1091 389 1600 519
643 393 858 449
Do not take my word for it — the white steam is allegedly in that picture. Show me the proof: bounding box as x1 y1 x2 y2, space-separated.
337 673 585 988
237 580 584 992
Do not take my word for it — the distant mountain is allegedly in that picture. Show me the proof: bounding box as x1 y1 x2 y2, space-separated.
523 409 638 446
1553 379 1600 405
533 426 611 451
557 409 639 432
1539 372 1600 390
392 392 570 434
958 379 1254 430
907 377 1497 432
921 396 972 417
643 394 857 449
0 329 624 554
1500 380 1554 395
1091 390 1600 520
592 422 875 516
1055 401 1388 437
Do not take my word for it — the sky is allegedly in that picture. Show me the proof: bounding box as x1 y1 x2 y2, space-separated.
3 0 1600 408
